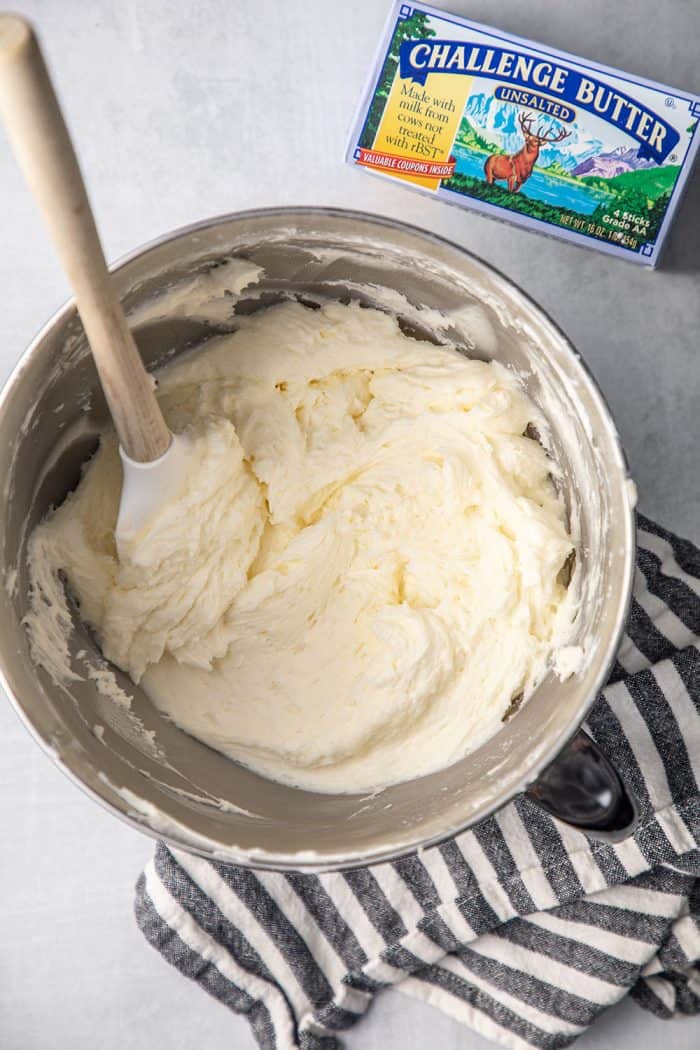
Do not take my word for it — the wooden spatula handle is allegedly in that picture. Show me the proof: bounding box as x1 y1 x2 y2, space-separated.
0 15 170 462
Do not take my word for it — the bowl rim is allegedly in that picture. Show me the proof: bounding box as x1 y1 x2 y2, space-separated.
0 205 636 871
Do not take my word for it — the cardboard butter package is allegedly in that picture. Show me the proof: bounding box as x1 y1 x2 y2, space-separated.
346 2 700 265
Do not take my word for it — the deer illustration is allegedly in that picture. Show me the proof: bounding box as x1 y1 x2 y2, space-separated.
484 112 571 192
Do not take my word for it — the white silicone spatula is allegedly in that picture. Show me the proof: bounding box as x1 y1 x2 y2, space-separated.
0 14 187 550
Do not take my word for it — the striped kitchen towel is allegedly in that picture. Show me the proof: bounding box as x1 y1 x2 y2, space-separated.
135 513 700 1049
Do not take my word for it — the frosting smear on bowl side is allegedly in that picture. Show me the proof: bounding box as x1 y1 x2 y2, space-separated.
26 300 575 793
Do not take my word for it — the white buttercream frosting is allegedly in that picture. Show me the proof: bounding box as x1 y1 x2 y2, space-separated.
26 300 575 793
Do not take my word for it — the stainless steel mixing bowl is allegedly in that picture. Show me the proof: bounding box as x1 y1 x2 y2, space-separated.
0 208 636 869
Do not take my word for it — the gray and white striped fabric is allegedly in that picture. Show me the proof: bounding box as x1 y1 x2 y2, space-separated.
135 514 700 1049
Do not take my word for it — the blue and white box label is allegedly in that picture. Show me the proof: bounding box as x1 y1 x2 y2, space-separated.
347 2 700 265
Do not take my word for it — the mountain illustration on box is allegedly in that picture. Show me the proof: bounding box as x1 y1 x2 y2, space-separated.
461 94 604 171
459 93 664 175
572 146 657 178
446 92 679 238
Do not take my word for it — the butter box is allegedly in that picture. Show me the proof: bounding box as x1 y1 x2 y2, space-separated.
346 2 700 265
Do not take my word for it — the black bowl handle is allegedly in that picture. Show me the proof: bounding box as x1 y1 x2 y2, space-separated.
525 729 639 842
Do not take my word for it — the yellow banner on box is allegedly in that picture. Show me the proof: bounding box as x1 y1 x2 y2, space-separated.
369 71 473 188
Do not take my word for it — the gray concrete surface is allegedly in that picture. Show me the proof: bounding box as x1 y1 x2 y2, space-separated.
0 2 698 1048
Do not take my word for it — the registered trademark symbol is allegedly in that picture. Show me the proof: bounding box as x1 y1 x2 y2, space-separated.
665 97 676 108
